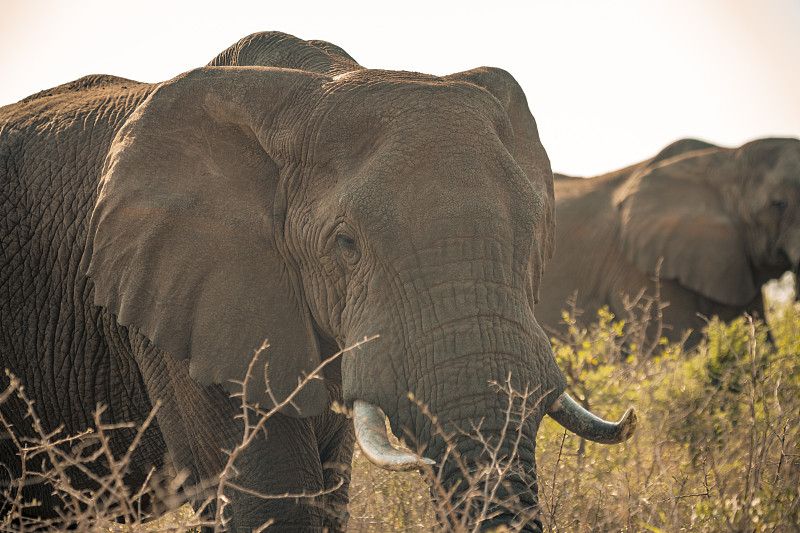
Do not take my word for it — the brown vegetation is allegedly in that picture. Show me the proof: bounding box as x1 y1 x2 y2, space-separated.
2 297 798 532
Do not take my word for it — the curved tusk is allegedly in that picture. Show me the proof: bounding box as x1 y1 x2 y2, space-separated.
547 392 637 444
353 400 436 471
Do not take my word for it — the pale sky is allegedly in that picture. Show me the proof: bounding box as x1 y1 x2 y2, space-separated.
1 0 798 176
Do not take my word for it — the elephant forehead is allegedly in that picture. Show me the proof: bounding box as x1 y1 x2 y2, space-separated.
313 73 514 154
327 68 505 108
331 150 539 262
738 140 800 201
738 138 799 178
769 143 800 183
305 124 521 199
296 72 542 244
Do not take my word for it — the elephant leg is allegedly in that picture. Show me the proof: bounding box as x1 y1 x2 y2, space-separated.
221 413 328 532
314 406 354 533
129 331 328 531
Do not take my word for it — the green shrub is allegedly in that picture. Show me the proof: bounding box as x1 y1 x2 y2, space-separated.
535 301 800 532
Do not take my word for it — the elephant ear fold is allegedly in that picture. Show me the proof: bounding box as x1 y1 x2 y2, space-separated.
614 152 757 306
446 67 555 298
80 67 328 417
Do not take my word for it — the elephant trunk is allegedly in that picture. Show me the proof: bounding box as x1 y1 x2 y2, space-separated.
345 311 554 530
343 249 635 530
419 397 543 532
353 396 635 531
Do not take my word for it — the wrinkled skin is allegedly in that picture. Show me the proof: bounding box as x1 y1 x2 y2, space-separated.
1 32 630 531
537 138 800 348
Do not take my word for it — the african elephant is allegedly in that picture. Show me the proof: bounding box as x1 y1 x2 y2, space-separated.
0 31 635 531
537 137 800 348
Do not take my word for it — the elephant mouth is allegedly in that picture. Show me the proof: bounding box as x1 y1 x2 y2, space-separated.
354 393 637 472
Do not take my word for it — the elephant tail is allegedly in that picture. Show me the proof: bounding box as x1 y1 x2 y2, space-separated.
547 392 637 444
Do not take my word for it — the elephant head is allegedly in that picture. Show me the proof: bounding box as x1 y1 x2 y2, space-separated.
615 137 800 310
79 34 635 531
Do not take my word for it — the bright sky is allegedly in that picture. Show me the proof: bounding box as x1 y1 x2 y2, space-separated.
1 0 798 176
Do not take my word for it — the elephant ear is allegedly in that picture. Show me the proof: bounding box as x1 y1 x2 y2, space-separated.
445 67 555 299
614 150 757 306
81 66 328 417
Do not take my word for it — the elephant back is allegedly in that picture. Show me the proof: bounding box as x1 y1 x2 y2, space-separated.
207 31 363 77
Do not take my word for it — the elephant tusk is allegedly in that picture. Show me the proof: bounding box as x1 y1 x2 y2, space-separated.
353 400 436 471
547 392 637 444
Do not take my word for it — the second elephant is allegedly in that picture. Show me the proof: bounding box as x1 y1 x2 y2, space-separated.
537 137 800 347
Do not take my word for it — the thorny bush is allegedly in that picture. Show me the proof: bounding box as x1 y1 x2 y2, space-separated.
1 289 799 532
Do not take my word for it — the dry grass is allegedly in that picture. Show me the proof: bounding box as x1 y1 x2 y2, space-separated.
1 291 798 532
0 337 364 532
533 293 800 532
349 286 800 532
0 373 200 532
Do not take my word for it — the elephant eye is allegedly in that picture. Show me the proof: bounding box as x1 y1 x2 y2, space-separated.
771 199 788 211
336 232 360 263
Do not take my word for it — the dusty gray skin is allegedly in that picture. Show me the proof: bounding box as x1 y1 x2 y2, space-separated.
0 31 634 532
537 138 800 348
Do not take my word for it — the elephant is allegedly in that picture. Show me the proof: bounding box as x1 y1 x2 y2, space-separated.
536 137 800 348
0 31 635 532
